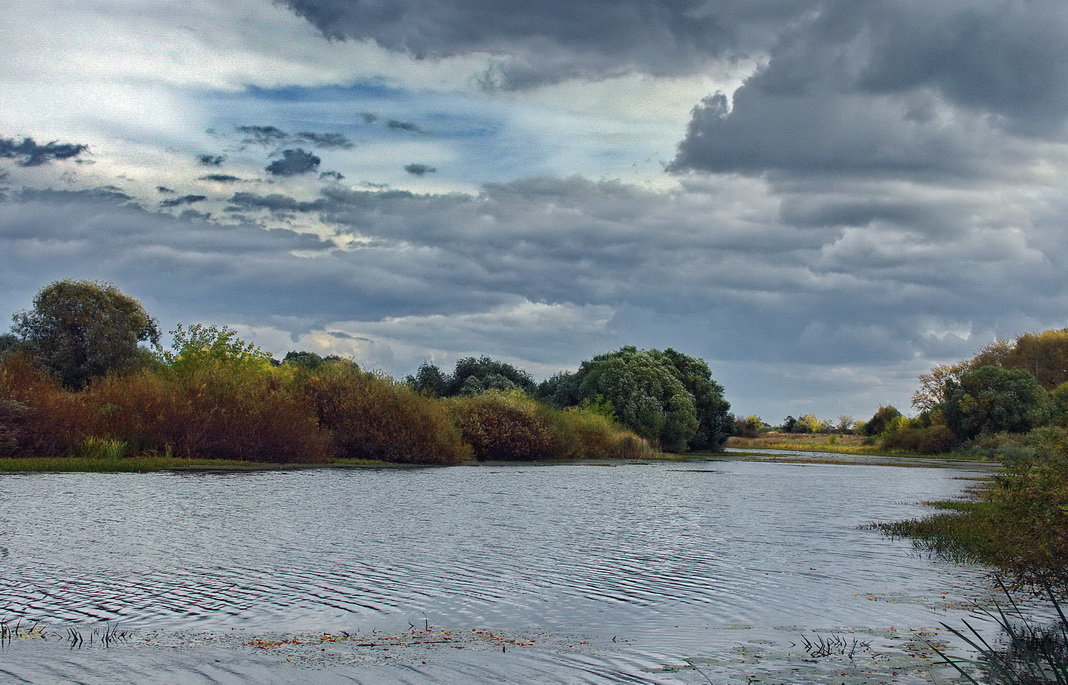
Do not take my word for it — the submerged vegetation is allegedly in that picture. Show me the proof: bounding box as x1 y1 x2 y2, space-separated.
0 280 717 468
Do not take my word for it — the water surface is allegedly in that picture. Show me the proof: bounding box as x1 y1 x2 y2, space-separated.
0 460 1001 682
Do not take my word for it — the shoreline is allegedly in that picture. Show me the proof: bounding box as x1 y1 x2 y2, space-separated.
715 447 999 470
0 449 996 474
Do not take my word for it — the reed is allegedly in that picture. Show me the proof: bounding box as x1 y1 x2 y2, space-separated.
931 578 1068 684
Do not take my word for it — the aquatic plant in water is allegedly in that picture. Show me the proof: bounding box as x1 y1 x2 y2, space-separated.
931 578 1068 684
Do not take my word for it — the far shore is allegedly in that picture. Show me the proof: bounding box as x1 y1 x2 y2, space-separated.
0 448 997 474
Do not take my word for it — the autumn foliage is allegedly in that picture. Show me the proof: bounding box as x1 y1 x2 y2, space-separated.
0 282 656 466
0 341 651 465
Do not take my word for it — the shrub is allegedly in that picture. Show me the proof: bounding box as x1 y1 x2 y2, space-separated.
302 363 469 464
880 424 957 454
84 363 333 463
540 405 656 460
883 427 1068 584
0 397 29 456
448 391 556 460
0 354 90 456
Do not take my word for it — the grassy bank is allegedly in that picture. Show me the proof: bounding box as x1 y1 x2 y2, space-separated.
0 455 273 473
727 433 990 461
877 431 1068 586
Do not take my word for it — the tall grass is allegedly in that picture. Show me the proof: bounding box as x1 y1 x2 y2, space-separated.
79 436 128 460
932 578 1068 684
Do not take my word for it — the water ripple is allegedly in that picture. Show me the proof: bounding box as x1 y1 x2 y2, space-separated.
0 460 1000 681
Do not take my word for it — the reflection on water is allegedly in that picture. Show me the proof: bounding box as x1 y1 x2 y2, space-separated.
0 460 1000 682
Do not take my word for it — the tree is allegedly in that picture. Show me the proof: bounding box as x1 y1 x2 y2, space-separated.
446 356 536 397
407 356 537 398
162 323 273 374
943 365 1046 441
795 413 821 434
407 362 448 397
1048 382 1068 428
912 363 970 413
569 346 730 452
991 329 1068 390
11 280 160 388
283 350 326 369
863 405 902 436
537 371 581 408
659 348 732 450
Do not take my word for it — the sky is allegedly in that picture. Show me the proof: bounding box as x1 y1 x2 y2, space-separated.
1 0 1066 422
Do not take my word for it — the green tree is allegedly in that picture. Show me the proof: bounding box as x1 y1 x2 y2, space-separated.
659 348 732 450
943 365 1046 441
11 280 160 388
863 405 902 436
569 346 730 452
537 371 581 408
446 356 536 396
407 362 449 397
1049 382 1068 428
407 356 537 398
161 323 273 374
283 350 326 369
795 413 821 434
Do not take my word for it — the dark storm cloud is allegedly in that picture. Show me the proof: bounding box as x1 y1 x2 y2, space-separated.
228 192 326 213
160 194 207 208
235 126 354 150
319 170 345 181
197 154 226 166
403 163 436 176
265 148 321 176
294 132 354 149
280 0 820 88
386 120 422 133
360 113 378 124
156 186 175 194
236 125 289 146
0 136 88 166
671 0 1068 176
178 209 212 222
199 174 242 183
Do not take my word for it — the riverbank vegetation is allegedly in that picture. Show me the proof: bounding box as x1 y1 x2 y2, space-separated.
0 280 737 469
879 428 1068 585
855 330 1068 589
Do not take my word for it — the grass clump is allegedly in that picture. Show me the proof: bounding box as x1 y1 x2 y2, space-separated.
79 436 128 461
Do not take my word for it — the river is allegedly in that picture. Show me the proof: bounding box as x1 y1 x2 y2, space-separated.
0 458 1006 683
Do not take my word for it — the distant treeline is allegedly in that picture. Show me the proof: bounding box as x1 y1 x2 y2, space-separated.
0 280 732 464
733 328 1068 455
